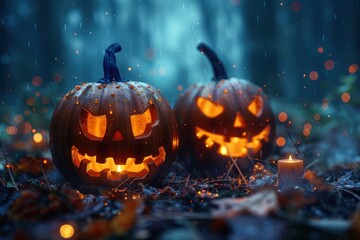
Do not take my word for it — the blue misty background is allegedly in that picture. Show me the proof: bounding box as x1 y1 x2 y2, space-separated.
2 0 359 103
0 0 360 163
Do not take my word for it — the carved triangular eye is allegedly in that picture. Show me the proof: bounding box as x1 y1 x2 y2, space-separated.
247 95 263 117
233 112 247 127
81 108 107 140
130 106 158 139
197 97 224 118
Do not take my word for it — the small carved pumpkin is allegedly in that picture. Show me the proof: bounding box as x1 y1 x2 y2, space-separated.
174 43 275 176
50 43 178 187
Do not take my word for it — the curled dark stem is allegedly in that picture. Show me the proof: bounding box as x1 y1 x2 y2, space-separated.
197 43 229 81
98 42 125 83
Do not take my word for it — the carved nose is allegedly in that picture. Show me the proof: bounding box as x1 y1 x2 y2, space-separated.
233 112 247 128
112 129 123 140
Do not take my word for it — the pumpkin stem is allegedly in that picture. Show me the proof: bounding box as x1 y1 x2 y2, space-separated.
98 43 125 83
197 43 228 81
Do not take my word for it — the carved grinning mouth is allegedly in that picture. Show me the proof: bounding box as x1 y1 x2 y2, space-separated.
71 146 166 180
195 125 271 158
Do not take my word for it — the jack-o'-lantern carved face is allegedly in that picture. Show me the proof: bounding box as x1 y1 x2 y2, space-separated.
71 105 165 180
50 43 178 187
194 95 271 158
174 43 275 177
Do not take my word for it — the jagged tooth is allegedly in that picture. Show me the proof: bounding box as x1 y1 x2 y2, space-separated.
141 147 165 166
195 127 203 139
154 148 166 166
218 145 228 156
99 168 109 181
76 147 87 157
107 157 116 170
125 158 136 169
79 159 92 175
72 152 80 168
143 157 153 164
100 169 110 179
205 137 214 148
151 148 159 158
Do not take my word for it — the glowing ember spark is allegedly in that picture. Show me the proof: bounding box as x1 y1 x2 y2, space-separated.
33 133 43 143
59 224 75 239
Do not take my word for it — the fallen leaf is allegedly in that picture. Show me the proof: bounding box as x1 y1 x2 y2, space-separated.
211 189 278 218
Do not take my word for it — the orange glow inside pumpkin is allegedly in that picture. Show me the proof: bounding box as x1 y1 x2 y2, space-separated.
247 95 263 117
87 113 107 138
71 145 166 179
195 125 271 158
130 106 158 138
233 112 246 127
81 109 107 139
197 97 224 118
130 107 151 137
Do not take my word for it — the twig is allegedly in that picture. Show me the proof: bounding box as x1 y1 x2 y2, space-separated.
225 145 247 185
167 172 177 184
171 178 238 185
185 174 191 188
225 152 254 179
115 177 130 190
1 131 19 191
246 152 256 167
226 153 278 178
304 159 319 170
113 172 150 190
130 173 150 184
339 188 360 201
246 157 278 165
225 161 235 178
41 159 52 191
288 132 305 161
265 160 279 174
206 178 236 184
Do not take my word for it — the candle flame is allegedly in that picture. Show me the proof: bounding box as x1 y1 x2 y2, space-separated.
289 155 293 161
117 165 121 172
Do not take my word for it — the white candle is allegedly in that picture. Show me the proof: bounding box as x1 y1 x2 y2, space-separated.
278 155 304 187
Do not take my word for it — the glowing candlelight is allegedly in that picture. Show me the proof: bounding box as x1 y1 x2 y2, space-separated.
107 165 123 180
278 155 304 187
59 224 75 239
33 132 43 143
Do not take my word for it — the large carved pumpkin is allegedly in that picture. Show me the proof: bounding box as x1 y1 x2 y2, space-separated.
174 43 275 177
50 43 178 187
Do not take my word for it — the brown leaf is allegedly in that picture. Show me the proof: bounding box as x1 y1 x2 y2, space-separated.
110 199 140 233
80 199 141 239
211 189 278 218
14 156 53 176
9 184 84 220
